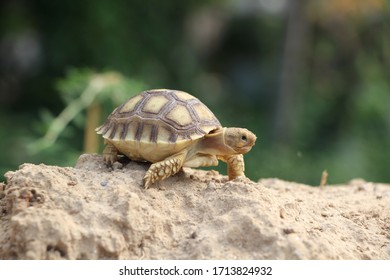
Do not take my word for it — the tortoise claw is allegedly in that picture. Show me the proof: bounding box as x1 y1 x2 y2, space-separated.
143 173 154 189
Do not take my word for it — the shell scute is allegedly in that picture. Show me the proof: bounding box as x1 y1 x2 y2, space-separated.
142 94 170 114
118 94 143 113
166 104 193 127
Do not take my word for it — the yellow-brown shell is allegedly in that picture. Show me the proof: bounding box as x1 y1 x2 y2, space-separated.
95 89 221 162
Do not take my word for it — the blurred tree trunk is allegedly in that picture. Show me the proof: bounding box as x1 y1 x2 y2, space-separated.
273 0 309 143
84 102 101 154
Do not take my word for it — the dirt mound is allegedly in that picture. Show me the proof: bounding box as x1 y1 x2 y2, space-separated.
1 154 389 259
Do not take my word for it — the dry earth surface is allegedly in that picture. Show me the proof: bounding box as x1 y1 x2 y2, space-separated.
0 154 389 260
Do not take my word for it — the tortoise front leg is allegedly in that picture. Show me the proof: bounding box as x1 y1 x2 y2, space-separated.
102 140 118 165
218 154 245 180
143 150 188 189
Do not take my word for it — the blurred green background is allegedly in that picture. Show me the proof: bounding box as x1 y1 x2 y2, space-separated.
1 0 389 185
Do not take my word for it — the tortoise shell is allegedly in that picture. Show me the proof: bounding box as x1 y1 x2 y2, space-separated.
96 89 221 163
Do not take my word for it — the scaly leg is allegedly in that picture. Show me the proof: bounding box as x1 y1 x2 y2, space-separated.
143 150 187 189
102 140 118 165
218 154 245 180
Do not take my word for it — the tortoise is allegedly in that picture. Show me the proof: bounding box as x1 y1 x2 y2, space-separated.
96 89 256 188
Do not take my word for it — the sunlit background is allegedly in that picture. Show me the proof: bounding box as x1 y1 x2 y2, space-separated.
1 0 389 185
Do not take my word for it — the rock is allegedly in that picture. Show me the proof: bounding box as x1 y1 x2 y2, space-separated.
0 154 389 259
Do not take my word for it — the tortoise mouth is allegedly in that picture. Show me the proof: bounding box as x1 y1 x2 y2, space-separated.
234 143 255 154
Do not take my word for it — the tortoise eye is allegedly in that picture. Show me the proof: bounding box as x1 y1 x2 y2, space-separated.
241 135 247 142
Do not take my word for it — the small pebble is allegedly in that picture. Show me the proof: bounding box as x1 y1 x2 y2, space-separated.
100 180 109 187
207 182 216 189
279 208 287 219
283 228 296 234
321 212 329 217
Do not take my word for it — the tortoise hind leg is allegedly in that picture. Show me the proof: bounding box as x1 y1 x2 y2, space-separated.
143 150 188 189
102 140 118 165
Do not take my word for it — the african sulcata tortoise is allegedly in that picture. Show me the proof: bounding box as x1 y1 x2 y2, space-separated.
96 89 257 188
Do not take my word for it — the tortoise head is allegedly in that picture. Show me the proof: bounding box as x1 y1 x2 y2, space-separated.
224 127 257 154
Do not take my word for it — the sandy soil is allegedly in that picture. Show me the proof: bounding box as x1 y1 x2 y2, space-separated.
0 154 389 259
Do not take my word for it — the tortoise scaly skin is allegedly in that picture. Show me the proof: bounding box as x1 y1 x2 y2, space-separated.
96 89 256 188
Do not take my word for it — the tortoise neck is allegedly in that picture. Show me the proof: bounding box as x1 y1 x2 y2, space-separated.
198 127 237 156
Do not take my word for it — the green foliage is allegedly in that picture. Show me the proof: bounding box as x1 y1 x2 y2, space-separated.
28 69 146 154
1 0 389 185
